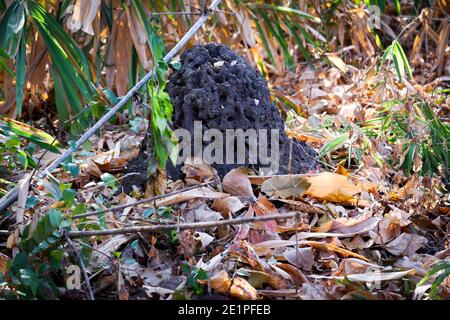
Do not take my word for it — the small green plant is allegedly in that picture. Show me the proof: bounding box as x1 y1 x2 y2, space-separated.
417 261 450 299
181 263 208 296
381 40 412 81
2 209 73 299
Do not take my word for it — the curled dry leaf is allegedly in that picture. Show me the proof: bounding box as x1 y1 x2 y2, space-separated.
243 269 288 289
182 156 218 185
261 175 311 199
155 187 228 207
210 270 232 294
283 247 315 271
222 168 255 199
229 277 259 300
251 195 278 233
306 241 369 261
383 233 428 256
183 203 223 224
212 196 245 218
195 232 215 249
315 211 380 235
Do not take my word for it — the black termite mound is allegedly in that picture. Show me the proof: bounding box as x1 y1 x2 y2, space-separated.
123 43 317 192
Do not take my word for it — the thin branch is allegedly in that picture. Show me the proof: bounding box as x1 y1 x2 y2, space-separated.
72 182 211 219
67 211 302 238
64 231 95 300
0 0 223 213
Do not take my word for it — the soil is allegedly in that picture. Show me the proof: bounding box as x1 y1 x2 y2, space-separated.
122 43 317 192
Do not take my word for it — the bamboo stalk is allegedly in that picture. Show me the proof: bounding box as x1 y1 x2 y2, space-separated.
0 0 223 213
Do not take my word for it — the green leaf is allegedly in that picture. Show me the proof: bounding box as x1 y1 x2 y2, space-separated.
100 173 117 189
319 133 350 158
15 26 25 117
48 209 63 227
0 116 62 152
61 189 76 207
0 0 26 57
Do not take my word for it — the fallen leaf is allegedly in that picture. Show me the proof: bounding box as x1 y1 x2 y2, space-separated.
212 196 245 218
183 203 223 224
305 172 363 203
195 232 215 249
251 195 278 233
283 247 315 271
209 270 232 294
155 187 228 207
261 175 311 198
311 269 416 282
383 233 428 256
326 53 348 73
229 277 259 300
222 169 255 199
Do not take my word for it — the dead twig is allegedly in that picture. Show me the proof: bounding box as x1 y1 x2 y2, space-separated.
64 231 95 300
67 211 302 238
72 182 211 219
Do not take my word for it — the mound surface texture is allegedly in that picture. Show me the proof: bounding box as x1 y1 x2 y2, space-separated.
123 43 316 191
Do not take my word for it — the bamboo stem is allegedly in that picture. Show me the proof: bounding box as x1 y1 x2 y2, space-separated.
0 0 223 213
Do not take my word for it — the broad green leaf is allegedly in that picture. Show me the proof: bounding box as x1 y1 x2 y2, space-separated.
0 116 62 152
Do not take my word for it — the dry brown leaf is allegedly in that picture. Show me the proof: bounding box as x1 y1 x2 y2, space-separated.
261 175 311 199
326 53 347 73
244 269 287 289
229 277 259 300
114 11 132 96
383 233 428 256
182 156 218 185
306 241 369 261
222 168 255 198
283 247 315 271
209 270 232 294
212 196 245 218
117 270 129 300
312 269 416 283
305 172 363 203
251 195 278 233
155 187 228 207
276 263 309 285
183 202 223 224
315 211 380 235
126 6 150 69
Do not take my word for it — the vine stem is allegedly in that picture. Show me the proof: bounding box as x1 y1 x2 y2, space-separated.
0 0 223 212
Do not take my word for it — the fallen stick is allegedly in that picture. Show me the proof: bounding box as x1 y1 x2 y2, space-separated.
64 231 95 300
72 182 211 219
67 211 302 238
1 210 303 238
0 0 223 213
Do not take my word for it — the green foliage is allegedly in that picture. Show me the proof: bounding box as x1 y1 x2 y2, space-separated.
0 116 62 152
381 40 413 81
416 103 449 181
3 209 72 299
417 261 450 299
128 1 177 176
181 263 208 296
